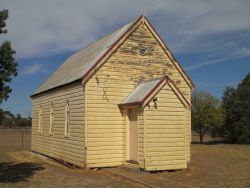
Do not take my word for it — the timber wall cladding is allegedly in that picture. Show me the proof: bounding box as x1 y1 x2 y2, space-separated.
145 84 187 171
86 21 190 167
138 110 145 168
185 109 191 161
32 82 85 167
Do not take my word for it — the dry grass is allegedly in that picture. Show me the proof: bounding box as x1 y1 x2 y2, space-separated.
155 144 250 188
0 148 147 188
0 132 249 188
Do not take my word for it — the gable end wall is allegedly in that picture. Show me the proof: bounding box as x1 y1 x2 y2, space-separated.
86 21 191 167
144 83 187 171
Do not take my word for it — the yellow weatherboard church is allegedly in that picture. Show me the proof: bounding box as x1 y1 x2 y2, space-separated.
31 15 194 171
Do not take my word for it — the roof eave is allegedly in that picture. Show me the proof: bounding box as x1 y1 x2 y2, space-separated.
118 102 142 108
30 79 82 98
118 76 166 109
118 75 191 109
81 15 144 84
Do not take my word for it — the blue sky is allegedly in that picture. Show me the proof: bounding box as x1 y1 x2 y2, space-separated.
0 0 250 117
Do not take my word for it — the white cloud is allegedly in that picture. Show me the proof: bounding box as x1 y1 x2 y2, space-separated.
184 47 250 71
233 47 250 57
21 64 46 76
196 82 237 88
0 0 249 59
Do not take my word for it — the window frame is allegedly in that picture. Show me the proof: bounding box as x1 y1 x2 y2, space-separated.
49 103 54 135
38 106 43 134
65 101 70 137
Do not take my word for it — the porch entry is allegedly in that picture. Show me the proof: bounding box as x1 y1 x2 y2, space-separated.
127 108 138 163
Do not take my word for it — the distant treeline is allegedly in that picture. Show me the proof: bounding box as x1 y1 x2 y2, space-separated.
192 73 250 144
0 109 31 127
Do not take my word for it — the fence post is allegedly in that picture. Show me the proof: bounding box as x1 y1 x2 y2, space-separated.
21 130 24 147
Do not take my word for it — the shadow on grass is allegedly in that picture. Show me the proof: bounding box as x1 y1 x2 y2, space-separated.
0 162 44 183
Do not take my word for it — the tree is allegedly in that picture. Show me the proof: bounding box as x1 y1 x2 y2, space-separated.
0 10 8 34
0 109 31 127
0 9 18 103
191 90 223 143
236 73 250 143
0 109 15 127
221 87 238 142
0 108 3 125
16 113 21 120
222 73 250 143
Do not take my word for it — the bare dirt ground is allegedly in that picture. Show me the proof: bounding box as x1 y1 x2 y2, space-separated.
0 130 249 188
155 144 250 188
0 145 249 188
0 147 147 188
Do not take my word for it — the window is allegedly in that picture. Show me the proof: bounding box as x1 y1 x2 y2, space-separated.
38 106 43 134
49 103 54 135
139 46 147 55
65 101 70 136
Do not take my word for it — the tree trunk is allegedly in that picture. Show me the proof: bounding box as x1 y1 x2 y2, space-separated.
199 132 204 144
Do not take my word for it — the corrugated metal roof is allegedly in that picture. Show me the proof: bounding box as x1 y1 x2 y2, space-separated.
32 19 137 96
120 77 164 105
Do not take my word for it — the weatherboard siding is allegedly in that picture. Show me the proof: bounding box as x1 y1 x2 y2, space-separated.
145 84 187 171
186 108 191 161
138 110 145 168
31 82 85 167
86 21 190 168
31 17 191 169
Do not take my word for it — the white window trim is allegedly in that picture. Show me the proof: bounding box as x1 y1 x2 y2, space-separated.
49 104 54 135
38 106 42 134
65 101 70 137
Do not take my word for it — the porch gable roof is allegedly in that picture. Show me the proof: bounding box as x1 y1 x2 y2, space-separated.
119 76 190 108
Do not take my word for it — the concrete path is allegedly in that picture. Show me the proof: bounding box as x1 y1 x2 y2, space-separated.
105 166 192 188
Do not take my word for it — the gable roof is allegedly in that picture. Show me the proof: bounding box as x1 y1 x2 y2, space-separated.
120 77 164 106
32 17 141 96
32 15 194 97
119 76 190 108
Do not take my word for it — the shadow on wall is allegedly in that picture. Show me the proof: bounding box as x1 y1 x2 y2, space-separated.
0 162 44 183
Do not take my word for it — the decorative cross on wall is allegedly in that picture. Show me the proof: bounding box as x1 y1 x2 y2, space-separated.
102 87 109 102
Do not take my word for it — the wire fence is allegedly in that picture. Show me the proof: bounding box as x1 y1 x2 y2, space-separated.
0 128 221 149
0 127 31 149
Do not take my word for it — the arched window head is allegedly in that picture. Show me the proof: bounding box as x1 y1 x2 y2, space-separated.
49 103 54 135
65 100 70 137
38 106 43 134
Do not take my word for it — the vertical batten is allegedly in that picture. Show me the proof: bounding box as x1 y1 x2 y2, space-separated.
184 107 187 161
84 82 88 167
125 109 129 161
144 107 147 170
121 109 126 164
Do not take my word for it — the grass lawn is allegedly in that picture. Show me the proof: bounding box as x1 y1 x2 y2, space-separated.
156 144 250 188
